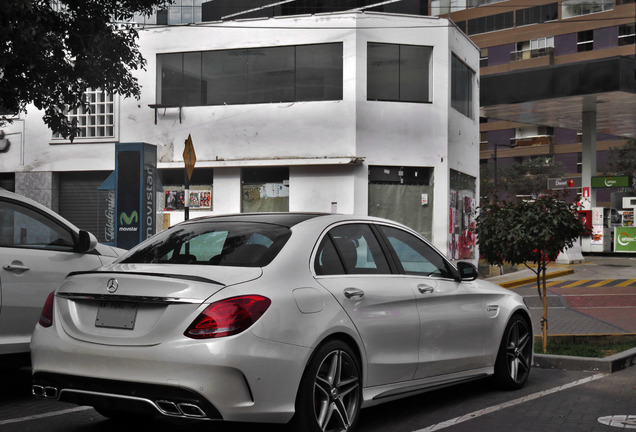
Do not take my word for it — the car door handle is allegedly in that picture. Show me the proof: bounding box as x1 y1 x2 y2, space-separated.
417 284 435 294
343 288 365 299
3 264 30 273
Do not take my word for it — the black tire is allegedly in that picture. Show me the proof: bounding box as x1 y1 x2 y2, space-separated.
290 340 362 432
493 313 533 390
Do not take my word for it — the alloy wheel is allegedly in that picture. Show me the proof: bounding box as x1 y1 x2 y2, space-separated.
506 318 532 383
313 349 360 432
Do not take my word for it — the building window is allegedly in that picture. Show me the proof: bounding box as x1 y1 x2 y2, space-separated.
480 48 488 68
619 23 636 46
577 30 594 52
512 37 555 60
468 0 507 7
466 12 514 35
53 89 115 139
242 167 289 213
515 3 558 27
367 43 432 103
451 55 474 119
156 43 343 107
562 0 613 19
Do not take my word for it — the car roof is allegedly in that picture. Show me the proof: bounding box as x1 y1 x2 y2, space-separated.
181 212 330 228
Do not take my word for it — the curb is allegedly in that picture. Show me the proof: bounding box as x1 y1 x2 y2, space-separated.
533 347 636 373
496 269 575 289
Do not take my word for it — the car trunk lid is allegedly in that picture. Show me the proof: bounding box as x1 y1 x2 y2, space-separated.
54 264 262 346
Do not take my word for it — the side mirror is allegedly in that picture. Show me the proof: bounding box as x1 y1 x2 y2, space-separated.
77 230 98 253
457 261 479 281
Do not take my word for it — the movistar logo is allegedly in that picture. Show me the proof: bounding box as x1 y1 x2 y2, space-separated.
119 211 138 226
617 232 636 247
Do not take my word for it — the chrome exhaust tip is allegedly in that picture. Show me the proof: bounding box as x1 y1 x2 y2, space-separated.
32 385 58 399
177 403 206 418
156 400 180 415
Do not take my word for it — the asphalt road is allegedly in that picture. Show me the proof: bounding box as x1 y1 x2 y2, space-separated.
3 364 635 432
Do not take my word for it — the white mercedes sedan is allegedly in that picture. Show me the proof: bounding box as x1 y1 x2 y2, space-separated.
31 213 532 432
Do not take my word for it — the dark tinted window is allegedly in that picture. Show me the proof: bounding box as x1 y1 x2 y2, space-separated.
121 222 291 267
367 43 432 103
0 200 75 251
314 224 391 275
379 225 454 279
158 43 343 107
248 46 295 104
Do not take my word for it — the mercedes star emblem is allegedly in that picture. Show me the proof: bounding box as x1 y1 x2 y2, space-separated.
106 278 119 293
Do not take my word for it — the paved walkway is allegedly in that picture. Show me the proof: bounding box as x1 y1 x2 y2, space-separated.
485 254 636 336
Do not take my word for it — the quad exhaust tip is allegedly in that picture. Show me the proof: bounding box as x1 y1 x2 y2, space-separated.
156 400 206 418
32 385 206 419
32 385 58 399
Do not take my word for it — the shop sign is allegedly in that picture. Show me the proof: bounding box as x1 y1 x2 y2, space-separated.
615 227 636 252
548 177 581 190
591 176 631 188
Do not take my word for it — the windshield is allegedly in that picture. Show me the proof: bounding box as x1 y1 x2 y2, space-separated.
120 221 291 267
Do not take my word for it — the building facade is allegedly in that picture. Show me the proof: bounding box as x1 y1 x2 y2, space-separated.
0 12 480 260
434 0 635 207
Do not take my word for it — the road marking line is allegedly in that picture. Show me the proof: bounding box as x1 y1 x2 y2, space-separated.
616 279 636 287
561 280 589 288
0 406 93 426
413 373 607 432
589 279 615 287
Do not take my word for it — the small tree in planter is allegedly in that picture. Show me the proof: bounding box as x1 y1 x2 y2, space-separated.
475 194 586 353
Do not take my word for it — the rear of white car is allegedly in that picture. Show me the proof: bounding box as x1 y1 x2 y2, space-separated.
30 216 324 423
30 213 532 431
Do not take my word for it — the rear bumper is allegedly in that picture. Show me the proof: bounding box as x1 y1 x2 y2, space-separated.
30 325 311 423
33 372 222 420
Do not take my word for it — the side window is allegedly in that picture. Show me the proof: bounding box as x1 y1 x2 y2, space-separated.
314 224 391 275
0 200 75 251
379 225 454 279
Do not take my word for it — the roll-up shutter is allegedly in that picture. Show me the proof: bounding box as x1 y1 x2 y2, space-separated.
58 171 111 243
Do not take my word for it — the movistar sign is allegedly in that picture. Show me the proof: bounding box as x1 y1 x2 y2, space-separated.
615 227 636 252
591 176 632 188
115 143 157 249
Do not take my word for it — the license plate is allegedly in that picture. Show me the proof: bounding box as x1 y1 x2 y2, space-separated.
95 302 138 330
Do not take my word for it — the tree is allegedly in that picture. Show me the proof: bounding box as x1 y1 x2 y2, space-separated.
474 194 587 353
0 0 172 140
498 157 565 198
605 139 636 192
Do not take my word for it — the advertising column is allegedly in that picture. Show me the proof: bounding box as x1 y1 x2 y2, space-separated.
115 143 157 250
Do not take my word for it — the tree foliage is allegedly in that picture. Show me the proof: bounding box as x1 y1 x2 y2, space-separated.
475 194 586 352
498 157 565 198
475 194 585 268
605 139 636 192
0 0 172 140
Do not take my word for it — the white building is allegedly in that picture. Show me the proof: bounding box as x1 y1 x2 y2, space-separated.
0 12 480 261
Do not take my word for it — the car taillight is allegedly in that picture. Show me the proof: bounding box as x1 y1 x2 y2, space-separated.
184 295 271 339
39 291 55 328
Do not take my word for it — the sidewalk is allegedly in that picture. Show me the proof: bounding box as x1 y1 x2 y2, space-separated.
485 254 636 371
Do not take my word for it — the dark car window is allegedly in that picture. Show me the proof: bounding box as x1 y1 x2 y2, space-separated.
314 224 391 275
378 225 454 279
0 199 75 251
121 221 291 267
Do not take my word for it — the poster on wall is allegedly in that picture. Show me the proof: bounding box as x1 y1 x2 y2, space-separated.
164 190 184 210
448 170 476 261
188 190 211 209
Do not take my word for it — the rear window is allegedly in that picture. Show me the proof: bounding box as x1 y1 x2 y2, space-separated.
120 222 291 267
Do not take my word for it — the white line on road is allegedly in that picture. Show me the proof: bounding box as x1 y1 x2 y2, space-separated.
413 373 607 432
0 406 93 426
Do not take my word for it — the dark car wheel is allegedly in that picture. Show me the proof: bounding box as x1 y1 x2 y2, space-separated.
291 340 362 432
493 313 532 390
